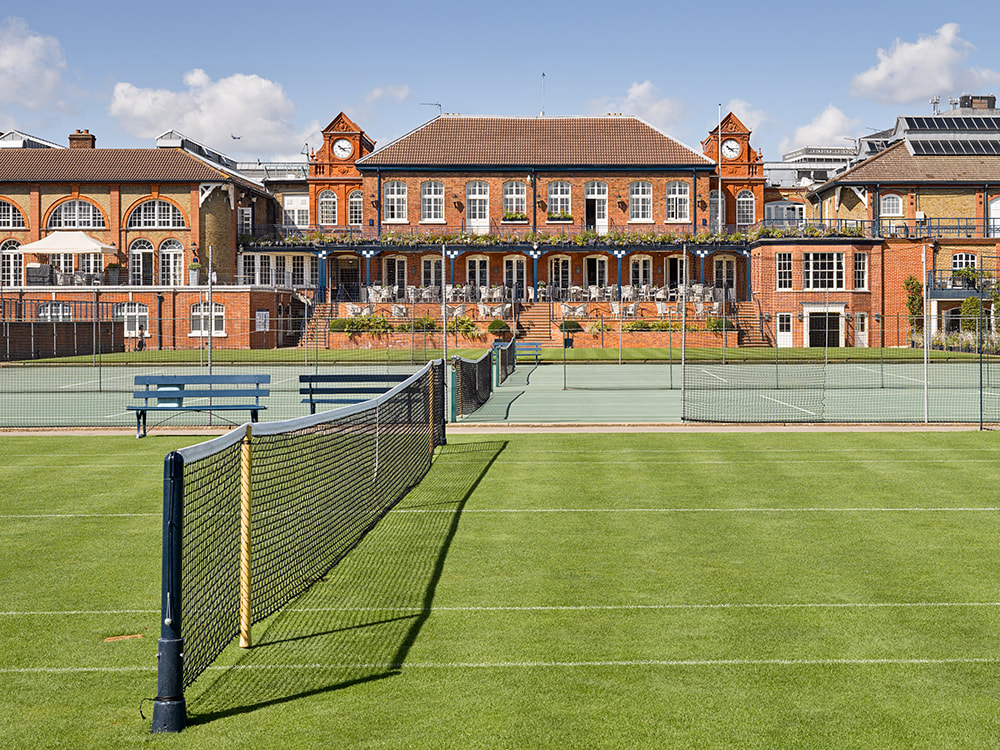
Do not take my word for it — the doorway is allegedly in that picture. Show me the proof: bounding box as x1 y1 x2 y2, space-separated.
776 313 793 348
808 313 841 347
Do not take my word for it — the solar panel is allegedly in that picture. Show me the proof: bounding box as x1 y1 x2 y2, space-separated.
908 139 1000 155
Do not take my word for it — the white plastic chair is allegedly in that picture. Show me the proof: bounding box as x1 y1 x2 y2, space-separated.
610 301 621 317
391 304 408 319
656 301 669 318
575 303 588 319
589 285 600 301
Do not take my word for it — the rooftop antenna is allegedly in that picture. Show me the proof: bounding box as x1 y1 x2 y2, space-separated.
540 72 546 116
421 102 442 116
930 96 941 115
300 142 310 159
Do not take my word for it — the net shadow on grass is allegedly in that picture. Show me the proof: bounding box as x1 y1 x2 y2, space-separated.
186 439 506 724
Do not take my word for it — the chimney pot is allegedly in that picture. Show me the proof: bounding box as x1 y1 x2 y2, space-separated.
69 130 96 149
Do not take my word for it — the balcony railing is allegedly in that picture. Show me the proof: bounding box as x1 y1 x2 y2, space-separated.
926 269 997 299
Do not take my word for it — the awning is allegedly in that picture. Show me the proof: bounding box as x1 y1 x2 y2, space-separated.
15 231 116 254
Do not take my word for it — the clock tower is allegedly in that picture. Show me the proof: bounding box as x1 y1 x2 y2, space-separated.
308 112 376 228
701 112 764 228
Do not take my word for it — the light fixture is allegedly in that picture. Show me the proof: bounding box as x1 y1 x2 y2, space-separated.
797 312 804 321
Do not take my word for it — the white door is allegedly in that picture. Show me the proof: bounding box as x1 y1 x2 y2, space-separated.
585 182 608 235
466 182 489 234
776 313 793 348
504 257 526 298
854 313 868 347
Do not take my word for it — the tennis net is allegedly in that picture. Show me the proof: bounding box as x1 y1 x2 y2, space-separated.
496 339 516 385
452 351 492 418
151 359 446 733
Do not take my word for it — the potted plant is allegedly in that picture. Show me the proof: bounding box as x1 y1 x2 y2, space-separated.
188 261 201 286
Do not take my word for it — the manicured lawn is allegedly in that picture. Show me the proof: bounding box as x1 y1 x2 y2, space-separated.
2 431 1000 748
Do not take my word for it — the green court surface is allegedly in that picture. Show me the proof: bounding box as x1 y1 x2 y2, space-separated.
3 431 1000 749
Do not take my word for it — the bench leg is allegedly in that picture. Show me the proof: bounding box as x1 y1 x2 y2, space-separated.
136 411 147 439
251 410 259 423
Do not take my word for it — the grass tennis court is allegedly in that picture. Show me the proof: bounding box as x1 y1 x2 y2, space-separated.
3 429 1000 747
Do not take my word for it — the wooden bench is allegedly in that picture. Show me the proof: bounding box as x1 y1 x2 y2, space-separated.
127 374 270 438
515 341 543 364
299 373 411 414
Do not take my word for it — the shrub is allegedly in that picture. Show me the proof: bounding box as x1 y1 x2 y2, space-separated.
706 316 737 332
624 320 651 332
447 315 482 337
344 315 393 334
397 315 441 332
960 296 984 333
328 318 349 332
649 320 679 332
558 319 583 333
587 322 612 334
487 319 511 335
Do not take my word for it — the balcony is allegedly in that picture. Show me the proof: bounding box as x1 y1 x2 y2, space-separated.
926 269 996 300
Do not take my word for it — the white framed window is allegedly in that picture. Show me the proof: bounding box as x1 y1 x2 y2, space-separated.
159 239 184 285
50 254 73 274
776 252 792 290
422 256 443 288
259 254 272 285
854 252 868 290
466 181 488 220
238 206 253 235
190 302 225 336
1 239 23 285
242 254 257 285
38 302 72 321
467 256 488 288
665 181 689 222
736 190 755 226
502 181 527 218
549 255 571 290
291 255 305 286
80 253 102 275
709 190 724 232
126 200 186 229
129 239 154 285
385 255 406 290
630 255 652 285
421 181 444 221
310 255 318 286
115 302 149 337
348 191 363 226
0 200 26 228
765 201 804 226
282 195 309 227
318 191 337 225
547 182 571 219
629 181 652 222
880 194 903 217
953 253 977 270
383 181 407 222
47 200 106 229
803 252 844 290
714 256 736 289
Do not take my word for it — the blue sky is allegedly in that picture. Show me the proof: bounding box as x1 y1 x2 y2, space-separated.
2 2 999 163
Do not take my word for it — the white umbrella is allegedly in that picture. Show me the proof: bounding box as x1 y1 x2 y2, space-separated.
16 231 116 254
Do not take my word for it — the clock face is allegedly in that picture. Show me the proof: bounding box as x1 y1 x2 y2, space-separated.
721 138 741 159
332 138 353 159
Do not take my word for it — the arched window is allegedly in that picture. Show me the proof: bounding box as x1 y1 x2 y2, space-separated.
383 181 407 221
348 191 363 226
629 181 652 221
318 191 337 225
48 200 106 229
114 302 149 337
880 194 903 217
0 200 26 228
190 302 225 336
502 181 527 218
421 181 444 221
547 182 571 219
159 239 184 285
126 199 185 229
736 190 755 226
129 239 154 285
952 253 977 270
1 238 22 285
665 182 689 222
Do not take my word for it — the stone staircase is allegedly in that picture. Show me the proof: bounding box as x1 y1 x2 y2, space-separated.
301 302 336 347
731 301 772 347
514 303 555 344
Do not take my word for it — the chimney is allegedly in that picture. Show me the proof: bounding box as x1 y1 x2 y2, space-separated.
68 129 96 149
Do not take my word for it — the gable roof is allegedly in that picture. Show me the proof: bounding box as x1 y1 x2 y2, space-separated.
357 115 714 169
811 140 1000 194
0 147 266 194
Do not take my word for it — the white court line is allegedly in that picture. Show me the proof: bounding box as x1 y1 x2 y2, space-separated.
0 609 157 616
4 657 999 674
759 394 818 415
857 366 926 385
394 506 1000 513
699 369 728 383
0 513 158 518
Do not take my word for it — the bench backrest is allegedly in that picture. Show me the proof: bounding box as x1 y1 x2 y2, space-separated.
133 374 270 403
298 373 410 396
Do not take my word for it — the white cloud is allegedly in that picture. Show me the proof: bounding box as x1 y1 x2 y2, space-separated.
0 17 66 110
725 98 772 135
778 105 860 154
109 69 317 158
592 80 686 132
365 85 411 105
851 23 1000 103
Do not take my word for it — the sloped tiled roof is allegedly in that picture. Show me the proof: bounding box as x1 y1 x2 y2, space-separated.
820 140 1000 186
357 116 714 168
0 148 265 193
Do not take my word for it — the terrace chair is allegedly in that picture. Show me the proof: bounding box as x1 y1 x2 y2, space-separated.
694 301 705 317
560 303 572 317
448 303 466 319
478 302 490 319
479 285 489 302
610 300 621 317
656 301 670 318
345 302 362 317
574 303 588 319
711 301 722 315
406 286 418 303
624 303 637 318
621 285 635 302
526 286 535 303
639 284 652 301
589 285 601 301
391 304 408 319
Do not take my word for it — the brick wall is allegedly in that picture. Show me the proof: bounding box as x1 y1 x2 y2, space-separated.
1 321 125 361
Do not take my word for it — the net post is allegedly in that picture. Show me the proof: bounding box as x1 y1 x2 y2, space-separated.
450 357 458 422
239 424 253 649
429 369 436 454
151 451 186 733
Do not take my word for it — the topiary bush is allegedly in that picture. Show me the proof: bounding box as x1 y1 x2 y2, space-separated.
558 319 583 333
487 319 511 335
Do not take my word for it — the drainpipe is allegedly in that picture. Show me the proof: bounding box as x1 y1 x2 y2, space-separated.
156 293 164 350
376 169 382 235
531 168 537 232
